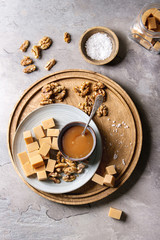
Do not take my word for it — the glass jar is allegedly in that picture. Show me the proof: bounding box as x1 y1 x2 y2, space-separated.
129 3 160 54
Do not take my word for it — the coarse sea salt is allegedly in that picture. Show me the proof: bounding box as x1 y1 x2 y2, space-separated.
85 32 113 60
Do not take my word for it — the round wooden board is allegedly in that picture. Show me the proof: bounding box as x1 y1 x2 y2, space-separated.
8 69 142 205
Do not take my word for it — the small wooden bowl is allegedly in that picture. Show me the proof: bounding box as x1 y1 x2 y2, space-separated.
79 26 119 65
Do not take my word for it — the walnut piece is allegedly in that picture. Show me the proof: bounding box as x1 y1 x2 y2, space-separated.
20 40 30 52
74 81 90 97
48 172 61 178
21 56 33 66
64 32 71 43
92 89 106 101
77 163 85 174
44 59 56 71
40 82 67 105
63 175 76 182
63 166 77 175
23 64 36 73
40 99 53 105
77 81 108 117
31 45 40 59
38 36 52 50
97 104 108 117
55 163 68 168
55 168 63 173
93 81 105 91
47 150 87 183
65 159 76 167
49 177 61 183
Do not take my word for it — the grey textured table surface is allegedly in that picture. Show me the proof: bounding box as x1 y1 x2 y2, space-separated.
0 0 160 239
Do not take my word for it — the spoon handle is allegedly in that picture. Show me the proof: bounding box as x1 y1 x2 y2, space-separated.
82 94 103 135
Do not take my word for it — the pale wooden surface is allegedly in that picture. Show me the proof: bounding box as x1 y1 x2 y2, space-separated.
8 70 142 204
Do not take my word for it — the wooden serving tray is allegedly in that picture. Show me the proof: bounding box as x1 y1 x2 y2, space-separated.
8 70 142 205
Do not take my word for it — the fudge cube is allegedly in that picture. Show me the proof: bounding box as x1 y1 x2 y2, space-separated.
28 150 39 159
37 170 47 180
105 165 117 175
39 142 51 157
153 41 160 51
23 130 33 144
22 162 35 177
47 128 60 137
17 151 30 165
51 137 59 150
103 174 115 187
33 125 45 139
26 141 39 153
139 39 151 50
33 164 45 173
39 137 51 146
147 17 157 30
42 118 55 129
153 9 160 21
108 207 122 220
141 8 156 25
91 173 104 185
29 154 44 168
46 159 56 172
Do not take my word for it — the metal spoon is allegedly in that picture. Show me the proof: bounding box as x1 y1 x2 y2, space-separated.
82 94 103 135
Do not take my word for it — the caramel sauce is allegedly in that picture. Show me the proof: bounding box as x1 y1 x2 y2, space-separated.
62 125 93 159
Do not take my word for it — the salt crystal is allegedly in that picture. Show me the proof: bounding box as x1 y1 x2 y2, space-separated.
85 32 113 60
113 153 118 160
122 159 125 165
116 123 121 128
112 124 116 127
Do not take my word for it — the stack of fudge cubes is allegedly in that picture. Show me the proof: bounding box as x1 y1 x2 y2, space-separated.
92 165 117 187
17 118 60 181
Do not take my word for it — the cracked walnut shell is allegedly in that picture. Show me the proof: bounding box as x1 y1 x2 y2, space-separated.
38 36 52 50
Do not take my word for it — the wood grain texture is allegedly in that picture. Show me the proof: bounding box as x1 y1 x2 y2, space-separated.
7 69 142 205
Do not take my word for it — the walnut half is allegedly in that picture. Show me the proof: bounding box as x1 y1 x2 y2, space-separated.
31 45 40 59
19 40 30 52
21 56 33 66
38 36 52 50
63 175 76 182
23 64 36 73
44 59 56 71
